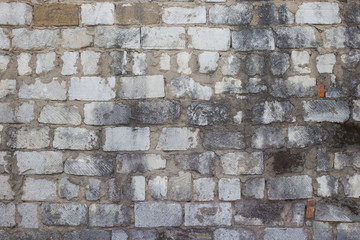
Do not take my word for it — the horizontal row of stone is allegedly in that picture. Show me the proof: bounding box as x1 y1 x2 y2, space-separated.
2 2 359 27
1 25 359 51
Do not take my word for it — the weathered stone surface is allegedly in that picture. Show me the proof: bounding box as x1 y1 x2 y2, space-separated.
81 51 100 75
62 28 92 49
65 154 113 176
128 230 157 240
296 2 341 24
84 102 131 125
59 177 79 200
258 3 293 25
135 202 182 227
0 175 14 200
0 29 9 50
346 27 360 49
61 52 78 75
160 53 170 71
157 127 199 151
13 231 61 240
103 127 150 151
271 76 316 98
334 152 360 169
129 176 145 201
337 223 360 240
185 203 232 226
354 100 360 121
22 178 56 201
214 228 255 240
117 154 166 173
64 230 111 240
232 29 274 51
95 26 140 49
252 126 285 149
0 3 32 25
106 178 122 202
42 203 88 226
0 102 34 123
267 175 312 200
317 175 338 197
221 152 264 175
198 52 219 73
264 228 307 240
291 203 305 227
209 4 253 25
276 26 316 49
270 52 290 76
253 101 294 124
36 52 55 74
0 80 16 98
169 172 192 201
288 126 328 148
17 53 31 75
119 75 164 99
170 76 213 100
317 54 336 74
0 55 9 73
246 54 265 76
132 52 146 75
324 27 346 49
313 221 333 240
81 3 114 25
141 27 185 50
174 152 215 175
149 176 167 200
19 78 66 100
243 178 265 199
112 230 128 240
176 52 191 74
89 204 130 227
235 201 285 225
159 229 211 240
111 51 127 75
163 6 206 24
34 4 78 26
135 100 180 124
16 151 63 175
0 231 10 240
7 127 50 149
343 174 360 198
39 104 81 125
291 51 311 74
53 127 99 150
272 151 304 174
194 178 215 201
13 29 58 50
86 179 101 201
204 130 245 149
346 3 360 24
302 100 350 123
188 102 228 126
221 54 241 76
116 3 159 25
219 178 241 201
0 202 15 227
188 27 230 51
315 199 360 222
0 152 8 174
316 148 331 172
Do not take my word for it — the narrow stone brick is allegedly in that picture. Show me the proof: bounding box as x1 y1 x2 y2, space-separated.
0 79 16 98
18 203 38 228
267 175 312 200
16 151 63 175
116 154 166 173
106 178 121 202
0 55 9 73
111 51 127 75
204 130 245 149
61 52 78 75
0 3 32 25
353 100 360 121
22 178 56 201
135 100 180 124
81 3 114 25
174 152 215 175
130 176 145 201
65 154 113 176
0 29 10 50
170 76 213 100
219 178 241 201
296 2 341 24
235 201 285 225
69 77 115 101
19 78 66 100
232 29 275 51
288 126 328 148
252 101 294 124
258 3 293 25
316 148 331 171
315 199 360 222
188 102 228 126
252 126 285 149
59 177 79 200
132 52 146 75
209 4 253 25
276 26 316 49
84 102 131 125
264 228 307 240
291 203 305 227
149 176 168 200
302 100 350 123
135 202 182 227
185 203 232 226
64 230 111 240
160 229 211 240
62 28 93 49
169 172 192 201
313 222 333 240
13 29 58 50
95 26 140 49
54 127 98 150
128 230 157 240
346 27 360 49
17 53 31 75
188 27 230 51
163 6 206 24
0 202 15 227
214 228 255 240
177 52 191 74
119 75 164 99
42 203 88 226
86 179 101 201
116 3 159 25
0 102 34 123
343 174 360 198
7 127 50 149
157 127 199 151
0 175 14 200
39 103 81 125
291 51 311 74
141 27 185 50
221 54 241 76
221 152 264 175
104 127 150 151
34 4 78 26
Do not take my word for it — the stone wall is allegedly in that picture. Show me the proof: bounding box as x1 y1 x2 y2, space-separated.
0 0 360 239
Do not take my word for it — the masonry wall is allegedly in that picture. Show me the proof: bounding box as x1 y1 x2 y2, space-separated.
0 0 360 239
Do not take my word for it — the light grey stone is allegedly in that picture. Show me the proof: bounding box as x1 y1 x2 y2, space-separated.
315 199 360 222
19 78 66 100
185 203 232 226
39 104 81 125
95 26 140 49
157 127 199 151
174 151 215 175
7 127 50 149
267 175 312 200
170 76 213 100
317 54 336 73
18 203 38 228
13 231 61 240
16 151 63 175
81 3 114 25
221 54 241 76
0 55 9 73
271 76 316 98
252 101 294 124
86 179 101 201
324 27 346 49
204 130 244 149
188 27 230 51
0 152 8 174
243 178 265 199
337 223 360 240
0 29 10 49
313 221 333 240
36 52 55 74
0 102 34 123
59 177 79 200
0 175 14 200
141 27 185 49
112 230 128 240
264 228 307 240
13 29 58 50
0 3 32 25
0 202 15 227
219 178 241 201
343 174 360 198
62 28 93 49
163 6 206 24
54 127 99 150
221 152 264 175
0 79 16 98
42 203 88 226
103 127 150 151
149 176 168 200
17 53 31 75
135 202 182 227
119 75 164 99
292 51 311 74
169 171 192 201
296 2 341 24
116 154 166 173
61 52 78 75
317 175 338 197
0 230 9 240
252 126 285 149
334 152 360 169
81 51 100 75
128 230 157 240
132 52 146 75
89 204 130 227
209 4 253 25
233 29 275 51
106 178 121 202
270 52 290 76
277 26 317 49
215 77 244 94
111 51 127 75
302 100 350 123
198 52 219 73
316 148 331 171
160 53 170 71
69 77 115 101
65 154 113 176
194 178 215 201
135 100 180 124
84 102 131 125
176 52 191 74
214 228 255 240
246 54 264 76
22 178 56 201
288 126 328 148
291 203 305 227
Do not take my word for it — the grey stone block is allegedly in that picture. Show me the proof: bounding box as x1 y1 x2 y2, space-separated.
252 101 294 124
116 154 166 173
188 102 228 126
334 152 360 169
111 51 126 75
272 151 304 174
13 231 61 240
246 54 264 76
64 230 111 240
233 29 275 51
128 230 157 240
159 229 212 240
221 152 264 175
86 179 101 201
65 154 113 176
276 26 316 49
39 104 81 125
267 175 312 200
346 3 360 24
209 4 253 25
291 203 305 227
243 178 265 199
16 151 63 175
0 202 15 227
315 199 360 222
214 228 255 240
258 4 293 25
157 127 199 151
264 228 307 240
135 100 180 124
185 203 232 226
288 126 328 148
346 27 360 49
169 171 192 201
316 148 331 171
204 130 245 150
59 177 79 200
313 221 333 240
106 178 122 202
41 203 88 226
252 126 285 149
89 204 130 227
135 202 182 227
84 102 131 125
0 231 9 240
174 151 215 175
18 203 38 228
53 127 99 150
270 52 290 76
7 127 50 149
337 223 360 240
193 177 216 201
302 100 350 123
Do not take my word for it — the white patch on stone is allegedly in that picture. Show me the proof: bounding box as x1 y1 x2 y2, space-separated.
103 127 150 151
163 6 206 24
343 174 360 198
188 27 230 51
199 52 219 73
81 3 115 25
36 52 56 74
131 176 145 201
69 77 115 101
296 2 341 24
19 78 66 100
160 53 170 71
291 50 311 74
81 51 100 75
149 176 168 200
0 3 32 25
0 55 10 73
317 175 338 197
62 28 93 49
221 54 240 76
61 52 78 76
119 75 165 99
233 111 243 124
132 52 147 75
17 53 31 75
316 53 336 74
170 76 213 100
324 27 346 49
215 77 243 94
177 52 192 74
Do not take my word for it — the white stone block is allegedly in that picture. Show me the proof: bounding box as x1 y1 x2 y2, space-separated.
119 75 165 99
16 151 63 175
199 52 219 73
0 80 16 98
81 51 100 75
219 178 241 201
131 176 145 201
132 52 147 75
0 29 10 49
17 53 31 75
194 178 215 201
0 175 14 200
0 55 10 73
163 6 206 24
157 127 199 151
316 53 336 73
103 127 150 151
22 178 56 201
160 53 170 71
177 52 191 74
36 52 56 74
62 28 93 49
81 3 115 25
291 51 311 74
53 127 99 150
18 203 38 228
141 27 185 50
12 29 58 50
61 52 78 75
39 103 81 125
188 27 230 51
69 77 116 101
149 176 168 200
0 3 32 25
19 78 66 100
296 2 341 24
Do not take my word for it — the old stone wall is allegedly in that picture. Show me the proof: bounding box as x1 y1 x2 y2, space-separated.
0 0 360 239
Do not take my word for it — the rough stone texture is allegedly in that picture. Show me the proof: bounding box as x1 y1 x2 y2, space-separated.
296 2 341 24
246 54 265 76
288 126 328 148
315 199 360 222
13 231 61 240
42 203 87 226
84 102 131 125
59 177 80 200
163 6 206 24
116 3 159 25
70 77 115 101
0 29 10 50
0 3 32 25
111 51 127 75
0 175 14 200
188 102 228 126
188 27 230 51
272 151 304 174
264 228 307 240
149 176 168 200
337 223 360 240
103 127 150 151
169 172 192 201
53 127 99 150
81 51 100 75
16 53 31 74
0 231 10 240
276 26 316 49
219 178 241 201
252 101 294 124
184 203 232 226
193 178 216 201
65 154 113 176
22 178 56 201
7 127 50 149
64 230 111 240
13 29 58 50
198 52 219 73
86 179 101 201
270 52 290 76
61 52 78 75
0 80 16 98
141 27 185 50
252 126 285 149
157 127 198 151
62 28 92 49
174 152 214 175
135 100 180 124
334 152 360 169
232 29 275 51
270 76 316 98
343 174 360 198
317 175 338 197
89 204 130 227
19 78 66 100
209 4 253 25
313 221 333 240
0 102 34 123
16 151 63 175
177 52 191 74
0 202 15 227
291 203 305 227
267 175 312 200
221 152 264 175
39 103 81 125
81 3 114 25
95 26 140 49
214 228 255 240
119 75 164 99
135 202 182 227
292 51 311 74
34 4 78 26
317 54 336 73
316 148 331 172
204 130 245 149
243 178 265 199
116 154 166 173
170 76 213 100
258 3 293 25
346 3 360 24
221 54 241 76
302 100 350 123
325 27 346 49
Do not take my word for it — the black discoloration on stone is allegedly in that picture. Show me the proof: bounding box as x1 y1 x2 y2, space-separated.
346 27 360 49
326 122 360 147
258 4 292 25
135 100 181 124
273 151 304 174
111 51 126 75
270 52 290 76
187 102 228 126
346 3 360 24
233 29 274 51
204 130 245 150
276 26 316 49
64 230 111 240
315 199 360 221
174 152 215 175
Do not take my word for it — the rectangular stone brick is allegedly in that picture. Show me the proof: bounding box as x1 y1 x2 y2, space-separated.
288 126 328 148
103 127 150 151
95 26 140 49
39 103 81 125
267 175 312 200
204 130 245 149
84 102 131 125
0 202 15 227
315 199 360 222
81 3 114 25
119 75 165 99
135 100 180 124
277 26 316 49
221 152 264 175
0 175 14 200
174 152 215 175
34 4 79 26
14 231 60 240
18 203 38 228
42 203 88 226
185 203 232 226
334 152 360 169
69 77 115 101
89 204 130 227
296 2 341 24
12 29 58 50
0 79 16 98
54 127 99 150
264 228 307 240
337 223 360 240
135 202 182 227
156 127 199 151
233 29 274 51
22 178 56 201
0 102 34 123
16 151 63 175
116 154 166 173
7 127 50 149
210 4 253 25
116 3 159 25
214 228 255 240
188 27 230 51
188 102 228 126
169 172 192 201
65 154 113 176
19 78 66 100
163 6 206 24
0 3 32 25
62 28 92 49
302 100 350 123
141 27 185 50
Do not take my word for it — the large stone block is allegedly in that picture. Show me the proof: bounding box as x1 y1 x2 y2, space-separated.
22 178 56 201
302 100 350 123
103 127 150 151
163 6 206 24
157 127 199 151
135 202 182 227
258 3 293 25
62 28 93 49
95 26 140 49
221 152 264 175
209 4 253 25
7 127 50 149
0 102 34 123
135 100 180 124
188 102 228 126
184 203 232 226
69 77 116 101
232 29 274 51
13 29 58 50
89 204 130 227
81 3 114 25
174 152 215 175
0 175 14 200
0 202 15 227
276 26 316 49
204 130 245 149
65 154 113 176
116 3 159 25
84 102 131 125
19 78 66 100
116 154 166 173
288 126 328 148
141 27 185 49
0 3 32 25
296 2 341 24
337 223 360 240
188 27 230 51
53 127 99 150
119 75 164 99
39 103 81 125
42 203 88 226
315 199 360 222
16 151 63 175
267 175 312 200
